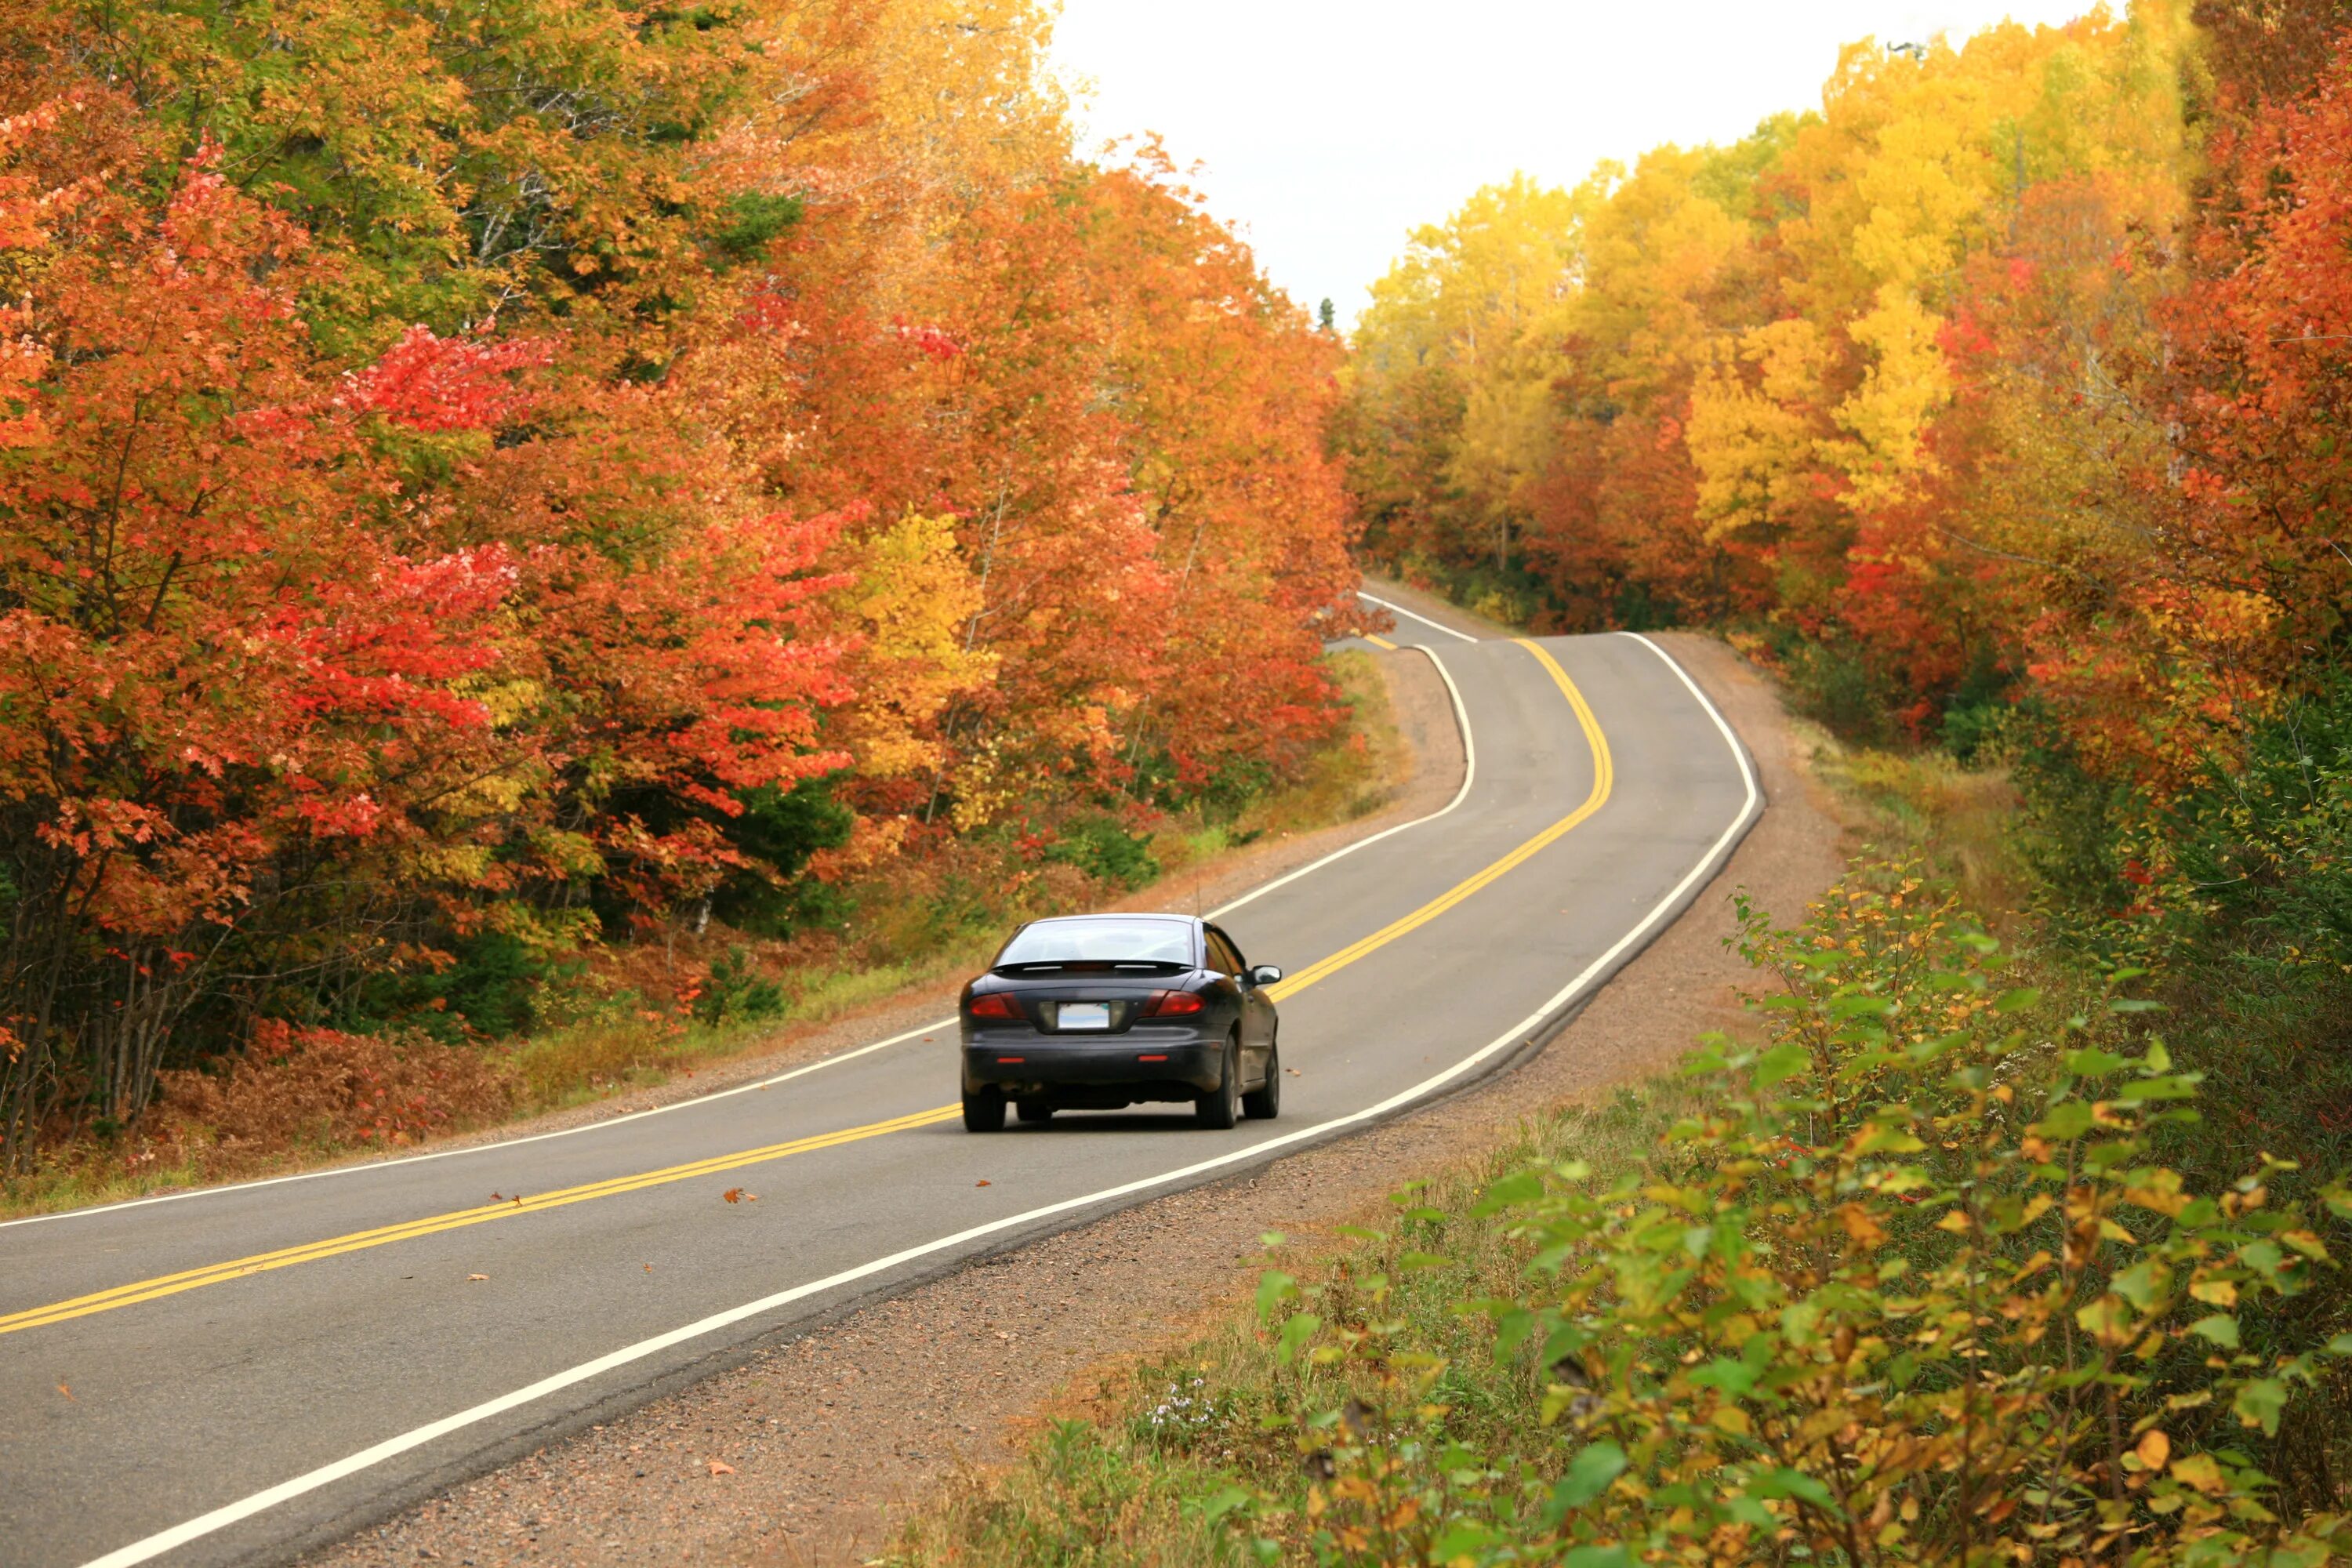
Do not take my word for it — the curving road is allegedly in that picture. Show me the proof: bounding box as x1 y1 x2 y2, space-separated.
0 613 1760 1568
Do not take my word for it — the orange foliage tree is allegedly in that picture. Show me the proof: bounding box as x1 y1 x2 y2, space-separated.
0 0 1358 1162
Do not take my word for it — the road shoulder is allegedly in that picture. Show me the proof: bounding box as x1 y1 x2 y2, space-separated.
305 633 1844 1568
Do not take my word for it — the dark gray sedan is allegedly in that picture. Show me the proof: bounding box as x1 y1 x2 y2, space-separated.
957 913 1282 1131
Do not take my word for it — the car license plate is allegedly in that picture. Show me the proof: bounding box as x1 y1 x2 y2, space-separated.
1058 1002 1110 1030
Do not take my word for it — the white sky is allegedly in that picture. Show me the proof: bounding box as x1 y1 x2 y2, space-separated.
1050 0 2103 324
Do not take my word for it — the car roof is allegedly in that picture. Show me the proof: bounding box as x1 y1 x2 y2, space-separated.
1021 912 1199 926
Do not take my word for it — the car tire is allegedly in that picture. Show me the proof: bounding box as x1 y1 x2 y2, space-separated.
1196 1034 1242 1130
1015 1098 1054 1125
1242 1036 1280 1121
962 1087 1007 1132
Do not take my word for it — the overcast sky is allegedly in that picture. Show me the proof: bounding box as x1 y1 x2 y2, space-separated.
1049 0 2103 324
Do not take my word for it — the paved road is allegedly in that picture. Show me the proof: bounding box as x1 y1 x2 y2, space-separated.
1 619 1759 1568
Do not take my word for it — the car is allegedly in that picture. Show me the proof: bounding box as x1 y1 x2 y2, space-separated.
957 913 1283 1131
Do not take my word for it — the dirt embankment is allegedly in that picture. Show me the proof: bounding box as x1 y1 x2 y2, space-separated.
309 634 1844 1568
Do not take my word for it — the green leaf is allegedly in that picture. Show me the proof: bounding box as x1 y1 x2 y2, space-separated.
1429 1523 1498 1559
1478 1171 1544 1208
1254 1270 1297 1323
2064 1047 2130 1078
1752 1468 1837 1510
2033 1102 2096 1140
1195 1485 1253 1525
1690 1357 1759 1396
2111 1259 2168 1311
1994 987 2042 1014
1398 1250 1453 1272
1563 1549 1632 1568
1275 1311 1321 1367
1543 1441 1628 1521
1753 1040 1809 1089
2190 1315 2241 1348
2108 998 2166 1014
2234 1377 2288 1436
2118 1074 2202 1102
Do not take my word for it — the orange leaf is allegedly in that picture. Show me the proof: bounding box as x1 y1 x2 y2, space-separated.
707 1459 735 1476
467 1273 488 1281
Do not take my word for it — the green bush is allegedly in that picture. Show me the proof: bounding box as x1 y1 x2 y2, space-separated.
1046 814 1162 890
1225 882 2352 1566
708 776 855 938
1783 635 1900 746
689 946 787 1029
349 928 576 1041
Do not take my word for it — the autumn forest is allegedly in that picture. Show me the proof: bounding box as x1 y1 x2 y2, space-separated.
5 0 2352 1277
0 0 1364 1167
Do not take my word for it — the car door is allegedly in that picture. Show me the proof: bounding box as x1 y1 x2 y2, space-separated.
1207 926 1274 1069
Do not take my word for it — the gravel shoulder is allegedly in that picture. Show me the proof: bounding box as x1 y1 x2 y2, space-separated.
307 633 1843 1568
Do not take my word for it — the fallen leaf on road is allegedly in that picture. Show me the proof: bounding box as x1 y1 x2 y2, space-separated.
489 1192 505 1202
467 1273 488 1282
1286 1068 1301 1076
723 1187 756 1203
707 1459 735 1476
56 1382 72 1402
975 1179 990 1187
644 1264 653 1273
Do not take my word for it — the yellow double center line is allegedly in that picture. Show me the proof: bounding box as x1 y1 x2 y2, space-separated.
1269 639 1612 1003
0 1105 960 1338
5 640 1610 1338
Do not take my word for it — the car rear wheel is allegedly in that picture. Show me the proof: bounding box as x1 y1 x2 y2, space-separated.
1196 1034 1242 1129
1242 1036 1280 1121
1015 1098 1054 1125
963 1087 1007 1132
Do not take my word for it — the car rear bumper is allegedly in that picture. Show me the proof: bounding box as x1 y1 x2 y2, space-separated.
962 1026 1224 1101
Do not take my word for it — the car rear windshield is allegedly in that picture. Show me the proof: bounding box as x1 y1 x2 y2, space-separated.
994 918 1193 968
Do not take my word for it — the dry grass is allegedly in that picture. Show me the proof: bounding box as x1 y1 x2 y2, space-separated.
1797 717 2026 925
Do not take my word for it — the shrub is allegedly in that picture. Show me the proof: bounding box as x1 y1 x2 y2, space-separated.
689 947 789 1029
1046 814 1163 890
154 1022 516 1167
1239 880 2351 1566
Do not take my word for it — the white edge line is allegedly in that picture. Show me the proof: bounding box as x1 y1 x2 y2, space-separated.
1207 644 1475 920
13 643 1484 1235
78 633 1762 1568
1357 590 1480 643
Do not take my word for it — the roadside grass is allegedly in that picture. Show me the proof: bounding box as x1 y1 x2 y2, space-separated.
1798 716 2023 923
0 650 1414 1221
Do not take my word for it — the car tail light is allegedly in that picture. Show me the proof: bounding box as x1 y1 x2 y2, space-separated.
1145 989 1204 1017
968 992 1022 1021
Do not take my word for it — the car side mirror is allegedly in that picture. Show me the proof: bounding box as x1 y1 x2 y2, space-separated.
1249 964 1283 987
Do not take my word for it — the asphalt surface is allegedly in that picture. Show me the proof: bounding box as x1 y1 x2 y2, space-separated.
0 621 1760 1568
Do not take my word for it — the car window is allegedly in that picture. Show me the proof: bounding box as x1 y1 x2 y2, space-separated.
1205 931 1243 975
996 918 1194 967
